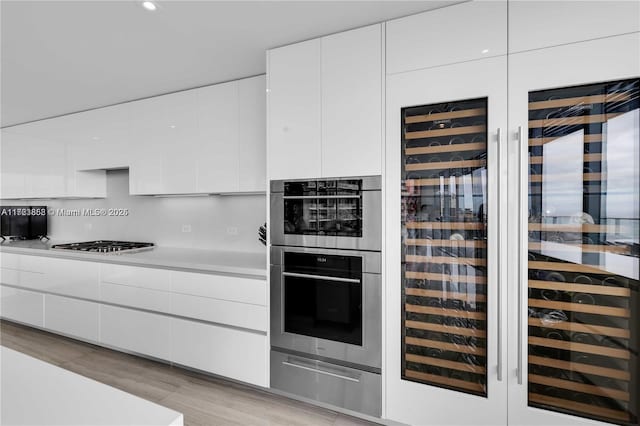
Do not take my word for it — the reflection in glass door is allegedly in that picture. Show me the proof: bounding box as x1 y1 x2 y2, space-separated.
401 98 488 396
527 78 639 425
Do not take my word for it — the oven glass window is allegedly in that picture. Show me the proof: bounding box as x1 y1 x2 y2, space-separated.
283 252 363 346
284 179 363 237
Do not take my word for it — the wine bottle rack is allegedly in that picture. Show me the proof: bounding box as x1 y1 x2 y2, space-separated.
401 97 489 397
527 78 639 425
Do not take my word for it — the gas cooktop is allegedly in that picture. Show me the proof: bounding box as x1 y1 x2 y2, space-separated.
51 240 154 254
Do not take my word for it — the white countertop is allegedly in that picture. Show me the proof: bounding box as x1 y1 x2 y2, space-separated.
0 240 267 279
0 347 183 426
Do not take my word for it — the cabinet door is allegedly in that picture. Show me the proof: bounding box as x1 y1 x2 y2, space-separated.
171 317 268 387
72 104 132 171
509 0 640 54
196 80 239 193
385 56 508 425
508 33 640 426
129 96 166 195
238 75 266 192
44 294 99 342
267 39 322 180
386 1 507 75
0 126 67 199
100 304 171 360
321 24 382 178
0 285 44 327
129 91 199 195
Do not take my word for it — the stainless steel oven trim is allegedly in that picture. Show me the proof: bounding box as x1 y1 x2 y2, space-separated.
270 175 382 193
270 246 381 369
270 245 381 274
270 176 382 252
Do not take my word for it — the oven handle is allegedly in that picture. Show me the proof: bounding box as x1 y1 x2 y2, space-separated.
282 271 360 283
282 361 361 383
282 195 361 199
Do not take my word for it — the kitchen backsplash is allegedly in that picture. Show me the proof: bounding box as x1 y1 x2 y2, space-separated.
18 170 266 252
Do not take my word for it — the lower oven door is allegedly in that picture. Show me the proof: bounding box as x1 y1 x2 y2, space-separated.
271 349 381 417
270 246 381 369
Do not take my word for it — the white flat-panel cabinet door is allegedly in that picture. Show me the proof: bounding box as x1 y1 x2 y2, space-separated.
161 90 199 194
386 1 507 75
321 24 382 178
129 96 166 195
508 33 640 426
238 75 266 192
0 285 44 327
509 0 640 54
196 80 239 193
385 56 508 425
44 294 99 342
267 39 322 180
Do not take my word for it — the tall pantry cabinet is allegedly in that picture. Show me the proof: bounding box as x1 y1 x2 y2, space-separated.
384 1 640 426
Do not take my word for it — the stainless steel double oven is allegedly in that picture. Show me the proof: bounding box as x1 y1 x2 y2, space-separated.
270 176 382 417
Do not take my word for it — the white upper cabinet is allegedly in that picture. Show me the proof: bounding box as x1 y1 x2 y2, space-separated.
196 80 239 193
321 24 382 178
72 104 132 171
509 0 640 53
267 24 383 180
0 121 104 199
130 76 265 195
238 75 267 192
386 1 507 75
267 38 322 180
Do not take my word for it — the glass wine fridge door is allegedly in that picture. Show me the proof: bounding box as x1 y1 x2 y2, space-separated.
402 97 490 397
525 78 639 426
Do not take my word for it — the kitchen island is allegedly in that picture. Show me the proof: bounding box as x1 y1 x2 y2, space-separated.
0 346 183 426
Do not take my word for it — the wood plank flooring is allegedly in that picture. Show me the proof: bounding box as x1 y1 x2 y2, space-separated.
0 320 380 426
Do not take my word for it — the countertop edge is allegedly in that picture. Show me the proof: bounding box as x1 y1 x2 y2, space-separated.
0 245 267 280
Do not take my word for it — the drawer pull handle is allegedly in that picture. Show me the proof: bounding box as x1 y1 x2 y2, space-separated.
282 361 361 383
282 272 360 284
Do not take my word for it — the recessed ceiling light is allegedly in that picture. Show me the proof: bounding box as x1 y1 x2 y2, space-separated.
481 49 489 54
92 136 100 141
169 125 176 129
142 1 157 11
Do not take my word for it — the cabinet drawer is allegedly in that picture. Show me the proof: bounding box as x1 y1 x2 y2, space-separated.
172 317 267 387
271 350 381 417
23 257 99 299
44 294 99 342
100 305 171 361
0 285 44 327
170 292 267 332
101 264 171 292
170 271 266 306
0 252 20 270
100 282 170 314
0 268 19 286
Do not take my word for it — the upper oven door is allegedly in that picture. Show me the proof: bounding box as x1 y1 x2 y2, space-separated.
270 176 382 251
270 246 382 370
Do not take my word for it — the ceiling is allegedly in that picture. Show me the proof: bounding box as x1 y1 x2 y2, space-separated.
1 0 461 127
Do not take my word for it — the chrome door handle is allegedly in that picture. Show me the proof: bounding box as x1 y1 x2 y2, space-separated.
496 127 503 382
517 125 525 385
282 271 360 283
282 361 361 383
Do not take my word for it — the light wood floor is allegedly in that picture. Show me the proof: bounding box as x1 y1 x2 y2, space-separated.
0 320 380 426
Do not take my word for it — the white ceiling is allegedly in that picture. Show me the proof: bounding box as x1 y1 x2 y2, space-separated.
1 0 461 127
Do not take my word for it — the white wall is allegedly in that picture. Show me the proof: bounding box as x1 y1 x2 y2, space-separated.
15 170 266 253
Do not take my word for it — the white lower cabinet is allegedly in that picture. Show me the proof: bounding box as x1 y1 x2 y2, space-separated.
44 294 99 342
171 317 268 387
170 292 267 332
0 285 44 327
100 282 171 314
99 304 172 361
